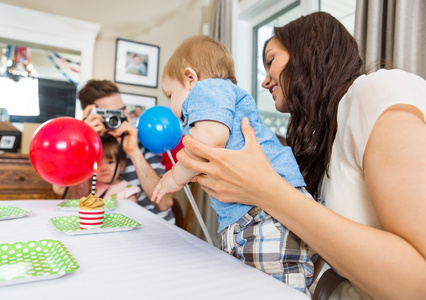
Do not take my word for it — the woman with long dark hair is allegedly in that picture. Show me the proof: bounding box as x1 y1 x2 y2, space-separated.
177 12 426 299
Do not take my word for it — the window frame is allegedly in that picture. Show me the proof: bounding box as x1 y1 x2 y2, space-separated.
232 0 319 95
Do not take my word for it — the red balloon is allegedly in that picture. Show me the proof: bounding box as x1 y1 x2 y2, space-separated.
29 117 102 186
162 134 184 171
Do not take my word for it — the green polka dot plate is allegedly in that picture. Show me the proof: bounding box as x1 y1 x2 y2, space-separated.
0 240 79 286
57 198 118 211
0 206 31 221
49 213 141 235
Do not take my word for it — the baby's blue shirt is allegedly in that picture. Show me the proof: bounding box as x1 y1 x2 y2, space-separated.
181 78 305 232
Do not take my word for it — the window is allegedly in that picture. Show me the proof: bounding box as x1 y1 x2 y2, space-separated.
253 1 301 138
320 0 356 35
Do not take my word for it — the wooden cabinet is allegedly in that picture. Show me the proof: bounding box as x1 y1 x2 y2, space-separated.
0 153 58 200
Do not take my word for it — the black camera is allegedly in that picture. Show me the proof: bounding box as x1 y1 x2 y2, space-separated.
91 108 126 130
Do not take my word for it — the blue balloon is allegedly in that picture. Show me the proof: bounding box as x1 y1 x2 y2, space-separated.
137 106 182 153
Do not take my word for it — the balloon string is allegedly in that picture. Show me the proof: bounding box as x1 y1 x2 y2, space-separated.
166 150 213 245
61 186 69 199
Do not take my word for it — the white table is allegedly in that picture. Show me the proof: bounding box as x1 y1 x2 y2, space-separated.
0 200 309 299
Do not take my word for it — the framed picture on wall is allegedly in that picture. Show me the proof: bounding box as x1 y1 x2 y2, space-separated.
114 38 160 88
121 93 156 125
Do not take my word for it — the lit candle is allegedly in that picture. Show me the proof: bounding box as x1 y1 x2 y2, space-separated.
91 162 97 195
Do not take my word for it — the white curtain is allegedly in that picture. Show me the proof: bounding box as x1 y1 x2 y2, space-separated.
210 0 233 52
355 0 426 79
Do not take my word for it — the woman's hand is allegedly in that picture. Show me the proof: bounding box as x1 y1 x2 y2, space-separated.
177 117 281 206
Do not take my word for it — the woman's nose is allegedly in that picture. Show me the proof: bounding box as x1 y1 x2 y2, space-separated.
262 73 270 89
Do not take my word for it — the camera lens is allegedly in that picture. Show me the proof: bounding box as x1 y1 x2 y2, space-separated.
105 115 121 129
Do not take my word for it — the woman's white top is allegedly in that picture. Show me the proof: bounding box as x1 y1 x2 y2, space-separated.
320 69 426 229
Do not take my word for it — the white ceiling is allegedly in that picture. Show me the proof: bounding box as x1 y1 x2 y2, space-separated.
0 0 211 33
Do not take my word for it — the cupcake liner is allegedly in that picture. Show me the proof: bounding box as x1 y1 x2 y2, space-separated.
79 208 105 229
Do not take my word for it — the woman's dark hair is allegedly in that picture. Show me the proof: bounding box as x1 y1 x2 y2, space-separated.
273 12 364 197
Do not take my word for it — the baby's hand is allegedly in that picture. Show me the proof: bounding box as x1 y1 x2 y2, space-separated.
151 171 184 203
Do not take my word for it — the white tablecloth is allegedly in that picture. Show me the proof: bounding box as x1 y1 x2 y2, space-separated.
0 199 309 299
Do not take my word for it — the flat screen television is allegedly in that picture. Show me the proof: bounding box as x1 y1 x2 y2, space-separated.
10 78 76 123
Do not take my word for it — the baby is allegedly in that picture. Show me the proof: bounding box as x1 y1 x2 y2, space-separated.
152 35 317 293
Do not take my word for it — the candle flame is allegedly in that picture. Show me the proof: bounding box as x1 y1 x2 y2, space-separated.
93 162 98 171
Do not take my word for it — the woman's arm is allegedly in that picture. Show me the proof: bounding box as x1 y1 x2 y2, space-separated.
178 116 426 299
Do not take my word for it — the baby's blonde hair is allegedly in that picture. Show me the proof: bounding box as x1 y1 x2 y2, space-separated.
163 35 237 85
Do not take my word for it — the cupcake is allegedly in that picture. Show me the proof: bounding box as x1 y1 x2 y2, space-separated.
78 194 105 229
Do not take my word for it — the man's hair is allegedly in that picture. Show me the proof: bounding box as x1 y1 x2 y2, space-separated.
163 35 237 85
78 80 120 109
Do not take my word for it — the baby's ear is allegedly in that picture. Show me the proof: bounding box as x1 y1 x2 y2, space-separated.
184 67 198 88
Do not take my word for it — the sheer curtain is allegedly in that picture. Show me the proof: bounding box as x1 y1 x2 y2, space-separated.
354 0 426 79
210 0 233 51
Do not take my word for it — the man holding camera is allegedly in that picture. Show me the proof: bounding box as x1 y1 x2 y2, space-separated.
58 79 175 222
